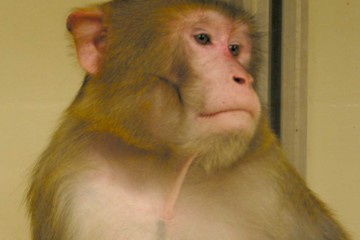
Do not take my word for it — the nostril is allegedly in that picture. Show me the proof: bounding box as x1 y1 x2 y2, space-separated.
233 77 245 84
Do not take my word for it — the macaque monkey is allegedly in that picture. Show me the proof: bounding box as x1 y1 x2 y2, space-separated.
27 0 350 239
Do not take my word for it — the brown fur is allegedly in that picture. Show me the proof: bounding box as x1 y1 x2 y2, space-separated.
28 0 350 239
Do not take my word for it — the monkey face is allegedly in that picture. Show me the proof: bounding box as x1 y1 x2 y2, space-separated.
147 10 261 154
185 10 260 134
120 9 261 170
69 2 261 164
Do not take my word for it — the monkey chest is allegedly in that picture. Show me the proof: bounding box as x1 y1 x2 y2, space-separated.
70 170 272 240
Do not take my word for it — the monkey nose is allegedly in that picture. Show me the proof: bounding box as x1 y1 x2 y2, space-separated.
232 74 254 86
233 76 246 84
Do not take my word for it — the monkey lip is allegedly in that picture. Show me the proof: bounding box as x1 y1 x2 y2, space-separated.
199 109 250 118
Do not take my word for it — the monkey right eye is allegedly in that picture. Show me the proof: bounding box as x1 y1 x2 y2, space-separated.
194 33 211 45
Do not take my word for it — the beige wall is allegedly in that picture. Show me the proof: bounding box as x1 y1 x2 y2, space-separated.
0 0 359 239
307 1 360 239
0 0 98 238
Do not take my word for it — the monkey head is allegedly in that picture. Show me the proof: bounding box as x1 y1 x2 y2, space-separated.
67 0 264 171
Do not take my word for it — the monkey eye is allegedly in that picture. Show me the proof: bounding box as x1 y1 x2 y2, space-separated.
229 44 241 56
194 33 211 45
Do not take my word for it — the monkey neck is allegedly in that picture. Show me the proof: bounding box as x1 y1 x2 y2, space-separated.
161 153 198 223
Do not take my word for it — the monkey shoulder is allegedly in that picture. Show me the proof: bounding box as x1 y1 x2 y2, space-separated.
218 145 351 240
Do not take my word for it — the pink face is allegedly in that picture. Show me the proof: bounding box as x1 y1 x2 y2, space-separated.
66 6 261 153
180 10 261 140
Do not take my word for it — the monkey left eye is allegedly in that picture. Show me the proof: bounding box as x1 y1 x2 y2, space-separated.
194 33 211 45
229 44 241 56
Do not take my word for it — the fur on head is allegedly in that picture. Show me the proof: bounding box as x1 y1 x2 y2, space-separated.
69 0 264 170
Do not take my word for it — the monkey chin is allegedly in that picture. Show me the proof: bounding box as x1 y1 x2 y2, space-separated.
180 111 259 173
190 131 255 173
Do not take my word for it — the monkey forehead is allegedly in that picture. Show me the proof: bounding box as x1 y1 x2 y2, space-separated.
109 1 256 38
176 9 250 35
155 3 254 28
158 1 251 19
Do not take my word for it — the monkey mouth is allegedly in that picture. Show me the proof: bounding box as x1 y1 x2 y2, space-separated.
199 109 248 118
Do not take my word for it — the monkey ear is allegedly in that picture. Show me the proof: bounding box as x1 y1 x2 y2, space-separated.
67 9 106 75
